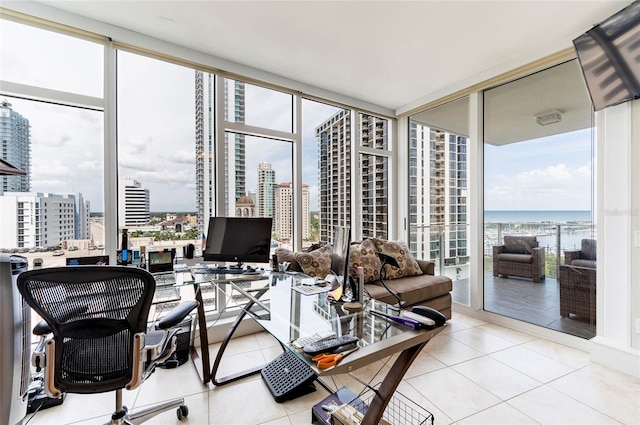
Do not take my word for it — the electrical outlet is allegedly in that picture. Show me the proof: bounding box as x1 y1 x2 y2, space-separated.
636 318 640 334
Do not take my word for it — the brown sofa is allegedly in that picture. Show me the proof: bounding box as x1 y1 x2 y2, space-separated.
275 239 452 319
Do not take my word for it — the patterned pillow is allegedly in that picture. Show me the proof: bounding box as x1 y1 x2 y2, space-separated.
274 247 303 272
294 244 332 278
369 238 423 279
348 239 382 284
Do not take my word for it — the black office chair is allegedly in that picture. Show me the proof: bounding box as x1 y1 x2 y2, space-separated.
17 265 199 424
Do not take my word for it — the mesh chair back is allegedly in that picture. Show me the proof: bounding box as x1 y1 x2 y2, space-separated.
17 266 156 394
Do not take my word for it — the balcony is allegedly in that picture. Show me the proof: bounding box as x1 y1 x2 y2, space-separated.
410 221 596 339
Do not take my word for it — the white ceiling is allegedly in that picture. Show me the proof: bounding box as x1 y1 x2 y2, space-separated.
17 1 633 113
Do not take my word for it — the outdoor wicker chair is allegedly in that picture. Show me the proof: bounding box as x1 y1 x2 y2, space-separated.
559 239 596 321
493 235 545 283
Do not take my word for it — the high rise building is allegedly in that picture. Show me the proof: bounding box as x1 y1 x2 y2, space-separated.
0 100 30 194
75 192 91 240
315 110 388 243
118 179 150 227
195 72 246 236
0 192 85 248
274 182 310 241
408 123 469 276
257 162 275 220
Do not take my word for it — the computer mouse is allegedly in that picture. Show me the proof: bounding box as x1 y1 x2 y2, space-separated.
410 306 446 327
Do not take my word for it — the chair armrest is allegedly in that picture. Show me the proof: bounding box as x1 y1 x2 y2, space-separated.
532 246 545 260
493 245 505 256
416 259 434 275
564 249 581 265
156 300 199 330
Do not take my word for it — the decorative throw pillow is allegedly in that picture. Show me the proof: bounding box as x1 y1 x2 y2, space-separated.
295 244 332 278
274 247 303 272
348 239 382 284
369 238 423 279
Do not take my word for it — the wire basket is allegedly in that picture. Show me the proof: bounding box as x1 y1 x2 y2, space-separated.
331 384 434 425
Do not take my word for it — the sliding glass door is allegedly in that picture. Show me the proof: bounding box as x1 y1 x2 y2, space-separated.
483 60 596 338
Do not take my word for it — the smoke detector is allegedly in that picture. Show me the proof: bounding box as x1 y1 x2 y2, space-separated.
535 110 562 126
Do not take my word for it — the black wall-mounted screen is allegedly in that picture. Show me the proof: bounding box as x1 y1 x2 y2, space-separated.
203 217 273 266
330 226 351 286
573 0 640 111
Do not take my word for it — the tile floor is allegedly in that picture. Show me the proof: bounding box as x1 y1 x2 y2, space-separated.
24 312 640 424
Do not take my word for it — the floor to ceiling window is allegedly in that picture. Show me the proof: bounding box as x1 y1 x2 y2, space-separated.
408 96 471 306
483 60 596 338
0 18 104 264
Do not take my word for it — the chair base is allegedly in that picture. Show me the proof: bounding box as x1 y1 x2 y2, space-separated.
108 397 187 424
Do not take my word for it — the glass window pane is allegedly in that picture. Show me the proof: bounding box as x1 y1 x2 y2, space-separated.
360 153 388 239
360 113 389 149
224 132 293 247
409 96 471 306
314 109 352 242
0 19 103 97
0 97 103 256
302 99 343 247
224 79 292 133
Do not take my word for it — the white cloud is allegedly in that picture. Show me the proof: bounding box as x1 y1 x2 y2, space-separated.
486 161 592 210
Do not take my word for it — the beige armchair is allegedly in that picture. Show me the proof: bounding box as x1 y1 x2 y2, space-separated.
559 239 596 320
493 236 545 283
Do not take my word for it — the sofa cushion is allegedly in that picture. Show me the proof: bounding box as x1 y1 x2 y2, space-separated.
504 236 537 254
571 259 596 268
347 239 382 284
274 247 303 272
497 253 533 264
581 239 596 261
365 274 451 306
369 238 423 279
294 244 332 278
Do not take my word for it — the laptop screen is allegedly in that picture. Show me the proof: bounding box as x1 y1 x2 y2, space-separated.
148 250 174 273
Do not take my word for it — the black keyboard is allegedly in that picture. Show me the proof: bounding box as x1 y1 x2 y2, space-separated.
209 267 246 275
192 267 246 275
303 335 359 356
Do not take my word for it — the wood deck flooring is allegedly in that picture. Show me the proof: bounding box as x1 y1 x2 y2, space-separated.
451 273 595 339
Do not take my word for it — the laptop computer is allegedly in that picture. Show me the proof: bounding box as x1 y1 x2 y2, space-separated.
148 250 179 303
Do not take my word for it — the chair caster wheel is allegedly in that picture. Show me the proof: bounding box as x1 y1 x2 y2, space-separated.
177 405 189 420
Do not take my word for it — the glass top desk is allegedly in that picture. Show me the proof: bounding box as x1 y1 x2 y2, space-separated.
204 271 445 425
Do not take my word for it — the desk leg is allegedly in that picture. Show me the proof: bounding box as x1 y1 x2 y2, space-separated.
211 287 274 386
190 284 211 384
361 341 427 425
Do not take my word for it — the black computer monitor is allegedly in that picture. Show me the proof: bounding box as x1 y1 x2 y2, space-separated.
330 226 351 287
66 255 109 266
148 250 175 273
203 217 273 267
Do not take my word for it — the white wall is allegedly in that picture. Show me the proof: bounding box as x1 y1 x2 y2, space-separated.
591 99 640 378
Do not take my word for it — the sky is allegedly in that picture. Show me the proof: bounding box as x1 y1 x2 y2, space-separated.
1 18 595 215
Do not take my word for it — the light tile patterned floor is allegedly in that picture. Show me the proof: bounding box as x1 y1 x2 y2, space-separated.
24 312 640 424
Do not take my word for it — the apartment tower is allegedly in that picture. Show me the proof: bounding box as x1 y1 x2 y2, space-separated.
274 182 310 242
195 72 246 236
0 100 30 194
257 162 275 220
117 179 150 227
315 110 389 243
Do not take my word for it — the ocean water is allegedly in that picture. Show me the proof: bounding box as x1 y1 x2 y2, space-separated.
484 210 595 253
484 210 592 224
